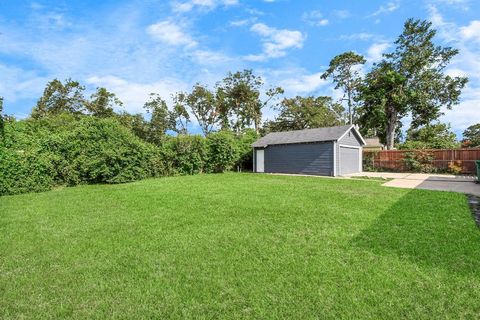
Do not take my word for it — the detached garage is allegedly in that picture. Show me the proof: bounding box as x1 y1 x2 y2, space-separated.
252 125 366 176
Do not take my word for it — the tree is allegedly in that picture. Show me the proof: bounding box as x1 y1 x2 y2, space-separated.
400 122 458 149
462 123 480 148
170 97 190 134
31 78 86 119
115 112 150 141
321 51 366 125
235 128 258 171
174 84 217 135
143 94 171 144
264 96 345 132
358 62 410 148
205 130 239 173
216 70 283 133
358 19 468 150
0 97 4 140
86 87 123 118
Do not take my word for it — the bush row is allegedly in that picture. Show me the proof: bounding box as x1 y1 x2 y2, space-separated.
0 115 257 196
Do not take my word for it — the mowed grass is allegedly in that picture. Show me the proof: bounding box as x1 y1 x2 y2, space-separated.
1 173 479 319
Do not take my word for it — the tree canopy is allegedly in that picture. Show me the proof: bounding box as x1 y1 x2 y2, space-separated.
264 96 345 132
400 122 458 149
87 87 123 118
143 94 171 144
357 19 468 149
31 78 86 119
216 70 283 133
174 84 218 136
0 97 4 139
321 51 366 125
462 124 480 148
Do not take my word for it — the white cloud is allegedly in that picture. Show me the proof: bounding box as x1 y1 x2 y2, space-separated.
257 67 335 121
302 11 329 27
340 33 381 41
279 72 329 94
369 0 400 17
87 76 189 114
0 3 240 119
442 88 480 133
230 19 249 27
437 0 469 3
147 20 197 48
317 19 329 26
430 0 470 10
426 6 480 134
229 16 258 27
333 10 351 19
189 49 233 64
460 20 480 43
366 42 390 62
172 0 238 13
0 64 48 105
245 23 305 61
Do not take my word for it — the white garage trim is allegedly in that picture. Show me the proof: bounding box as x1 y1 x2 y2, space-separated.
333 141 337 176
359 148 363 172
338 144 361 149
337 125 367 145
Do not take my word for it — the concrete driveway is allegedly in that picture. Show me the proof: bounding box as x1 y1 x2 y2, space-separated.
346 172 480 196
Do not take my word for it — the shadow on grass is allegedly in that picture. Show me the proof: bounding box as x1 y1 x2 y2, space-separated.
352 190 480 276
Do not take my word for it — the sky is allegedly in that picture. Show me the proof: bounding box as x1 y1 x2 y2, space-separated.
0 0 479 137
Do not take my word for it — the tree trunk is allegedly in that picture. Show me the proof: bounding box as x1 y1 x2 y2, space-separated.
385 113 397 150
347 90 352 125
254 115 260 134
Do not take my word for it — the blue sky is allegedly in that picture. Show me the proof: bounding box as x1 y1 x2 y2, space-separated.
1 0 479 137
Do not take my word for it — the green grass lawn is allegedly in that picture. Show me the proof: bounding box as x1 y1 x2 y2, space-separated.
1 173 479 319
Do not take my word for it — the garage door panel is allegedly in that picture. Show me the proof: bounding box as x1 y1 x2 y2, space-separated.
339 146 360 175
265 142 333 176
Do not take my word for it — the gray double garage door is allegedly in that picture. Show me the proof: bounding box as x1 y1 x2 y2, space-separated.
261 142 360 176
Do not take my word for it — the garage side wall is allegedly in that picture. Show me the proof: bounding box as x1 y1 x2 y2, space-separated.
264 141 334 176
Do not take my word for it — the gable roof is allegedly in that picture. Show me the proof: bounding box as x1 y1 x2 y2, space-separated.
252 125 366 148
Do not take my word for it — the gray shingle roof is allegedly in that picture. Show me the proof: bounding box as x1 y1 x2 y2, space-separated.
252 125 357 148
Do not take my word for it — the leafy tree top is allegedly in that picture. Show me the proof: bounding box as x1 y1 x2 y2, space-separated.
462 123 480 148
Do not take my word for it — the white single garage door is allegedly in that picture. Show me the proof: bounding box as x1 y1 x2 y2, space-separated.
339 146 361 175
256 149 264 173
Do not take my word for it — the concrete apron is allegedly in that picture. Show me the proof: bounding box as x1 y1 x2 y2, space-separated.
348 172 480 197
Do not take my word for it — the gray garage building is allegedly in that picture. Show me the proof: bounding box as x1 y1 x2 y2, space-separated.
252 125 366 176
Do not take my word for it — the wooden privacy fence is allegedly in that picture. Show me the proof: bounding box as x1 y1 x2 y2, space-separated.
363 148 480 174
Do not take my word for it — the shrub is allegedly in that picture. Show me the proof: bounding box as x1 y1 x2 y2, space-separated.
403 151 436 173
0 116 162 195
362 151 378 172
162 134 207 175
0 115 253 196
235 129 258 171
205 131 239 173
58 117 155 185
0 120 59 195
447 161 463 175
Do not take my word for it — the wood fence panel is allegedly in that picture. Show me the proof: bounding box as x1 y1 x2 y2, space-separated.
363 148 480 174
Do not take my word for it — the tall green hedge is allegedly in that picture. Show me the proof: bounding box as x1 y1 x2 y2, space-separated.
0 116 160 195
57 117 155 185
0 116 255 196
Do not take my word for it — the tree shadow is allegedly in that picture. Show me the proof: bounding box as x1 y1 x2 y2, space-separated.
352 189 480 276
